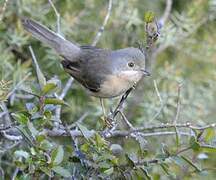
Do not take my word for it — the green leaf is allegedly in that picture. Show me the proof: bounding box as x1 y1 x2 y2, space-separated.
103 167 114 175
189 136 200 151
144 11 155 23
200 145 216 153
42 83 57 95
51 145 64 165
27 122 39 138
36 135 46 143
52 166 71 178
44 98 65 105
40 166 52 177
95 133 107 147
16 126 34 146
204 128 215 142
140 167 152 180
14 150 29 159
40 139 53 151
12 113 29 125
81 143 89 152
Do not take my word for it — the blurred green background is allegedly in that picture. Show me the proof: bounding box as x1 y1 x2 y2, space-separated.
0 0 216 179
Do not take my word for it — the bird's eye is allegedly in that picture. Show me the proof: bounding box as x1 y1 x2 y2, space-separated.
128 62 135 68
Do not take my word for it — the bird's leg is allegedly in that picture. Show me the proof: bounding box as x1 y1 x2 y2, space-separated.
100 98 106 117
102 86 135 134
100 98 112 127
112 86 134 118
106 86 135 127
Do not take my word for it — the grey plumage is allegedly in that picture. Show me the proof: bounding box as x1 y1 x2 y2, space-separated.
22 18 148 98
22 18 80 60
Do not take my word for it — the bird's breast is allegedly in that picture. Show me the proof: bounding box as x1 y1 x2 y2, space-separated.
90 70 143 98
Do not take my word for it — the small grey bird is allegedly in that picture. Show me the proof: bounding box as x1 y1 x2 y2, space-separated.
22 18 150 98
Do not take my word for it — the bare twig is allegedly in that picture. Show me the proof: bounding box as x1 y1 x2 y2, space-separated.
173 83 182 123
29 46 46 89
48 0 61 35
153 80 163 105
92 0 112 46
173 83 182 147
47 1 74 128
54 77 74 127
160 0 173 26
0 0 9 21
2 131 22 141
68 112 89 129
59 77 74 100
119 110 134 130
6 72 31 99
136 122 216 132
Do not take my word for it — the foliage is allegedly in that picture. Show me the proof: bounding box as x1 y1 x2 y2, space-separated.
0 0 216 179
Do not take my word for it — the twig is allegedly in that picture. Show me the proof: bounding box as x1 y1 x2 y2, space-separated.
92 0 112 46
48 0 61 35
153 80 162 105
173 83 182 123
160 0 173 26
135 122 216 132
6 72 31 99
2 131 22 141
54 77 74 127
29 46 46 89
68 112 89 129
47 0 74 128
119 110 134 130
0 0 9 21
173 83 182 147
59 77 74 100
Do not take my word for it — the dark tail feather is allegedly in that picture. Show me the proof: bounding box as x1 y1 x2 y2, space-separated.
22 18 80 60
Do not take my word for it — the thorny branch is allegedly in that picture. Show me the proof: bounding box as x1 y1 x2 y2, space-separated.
1 122 215 140
92 0 113 46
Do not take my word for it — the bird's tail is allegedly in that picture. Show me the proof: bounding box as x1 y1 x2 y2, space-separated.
22 18 80 60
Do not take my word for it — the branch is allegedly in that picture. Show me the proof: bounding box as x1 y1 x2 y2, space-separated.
47 0 74 128
48 0 61 35
160 0 173 26
92 0 112 46
6 72 31 99
0 0 9 21
54 77 74 126
29 46 46 89
135 122 216 132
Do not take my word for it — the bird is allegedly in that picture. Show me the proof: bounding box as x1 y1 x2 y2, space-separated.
22 18 150 98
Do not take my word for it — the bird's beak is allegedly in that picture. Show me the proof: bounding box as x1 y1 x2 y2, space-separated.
141 69 151 76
